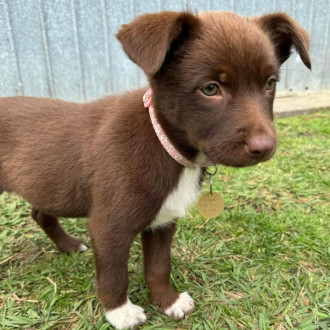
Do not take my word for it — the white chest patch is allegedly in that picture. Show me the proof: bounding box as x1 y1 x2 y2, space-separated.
150 167 202 229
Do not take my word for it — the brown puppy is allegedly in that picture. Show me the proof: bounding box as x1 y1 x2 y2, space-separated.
0 11 310 329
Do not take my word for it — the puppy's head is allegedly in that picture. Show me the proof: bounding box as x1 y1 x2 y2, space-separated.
117 11 311 167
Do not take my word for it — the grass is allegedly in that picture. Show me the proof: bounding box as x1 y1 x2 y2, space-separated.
1 110 329 329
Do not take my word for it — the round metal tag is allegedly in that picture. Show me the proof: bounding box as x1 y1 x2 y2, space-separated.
197 192 225 218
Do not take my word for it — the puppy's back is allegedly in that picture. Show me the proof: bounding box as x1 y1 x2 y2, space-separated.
0 97 92 216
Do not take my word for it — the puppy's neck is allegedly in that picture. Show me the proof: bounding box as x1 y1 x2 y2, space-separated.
157 114 198 161
143 88 199 166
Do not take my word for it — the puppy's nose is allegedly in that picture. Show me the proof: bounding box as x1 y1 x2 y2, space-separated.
246 135 275 159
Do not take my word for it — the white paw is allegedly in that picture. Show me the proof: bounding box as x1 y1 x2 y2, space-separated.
164 292 195 319
105 298 147 329
78 243 88 252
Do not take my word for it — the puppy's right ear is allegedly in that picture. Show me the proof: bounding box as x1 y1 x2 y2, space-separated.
255 12 311 70
117 11 198 76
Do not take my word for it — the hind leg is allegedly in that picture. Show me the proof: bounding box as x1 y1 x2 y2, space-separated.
31 208 88 254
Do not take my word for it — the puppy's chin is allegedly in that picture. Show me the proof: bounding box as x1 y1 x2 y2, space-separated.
201 147 277 168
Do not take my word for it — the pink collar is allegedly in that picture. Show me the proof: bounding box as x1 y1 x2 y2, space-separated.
143 88 210 168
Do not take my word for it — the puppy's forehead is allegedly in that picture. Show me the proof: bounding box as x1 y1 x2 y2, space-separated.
198 11 270 49
190 11 279 79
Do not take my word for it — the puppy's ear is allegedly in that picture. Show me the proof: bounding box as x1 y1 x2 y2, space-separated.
117 11 198 76
256 12 311 70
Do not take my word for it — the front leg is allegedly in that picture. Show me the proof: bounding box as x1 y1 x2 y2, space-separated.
142 223 195 319
89 214 147 329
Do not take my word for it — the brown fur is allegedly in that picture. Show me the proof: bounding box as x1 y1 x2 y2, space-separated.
0 11 310 327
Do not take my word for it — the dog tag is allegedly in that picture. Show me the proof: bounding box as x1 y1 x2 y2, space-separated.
197 165 225 218
197 192 225 218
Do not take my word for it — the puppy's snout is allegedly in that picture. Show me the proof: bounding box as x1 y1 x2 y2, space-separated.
246 135 276 160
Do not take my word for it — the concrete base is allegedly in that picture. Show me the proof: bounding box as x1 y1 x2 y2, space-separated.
274 91 330 117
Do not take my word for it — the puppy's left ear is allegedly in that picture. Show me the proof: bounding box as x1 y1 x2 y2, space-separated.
117 11 199 76
256 12 311 70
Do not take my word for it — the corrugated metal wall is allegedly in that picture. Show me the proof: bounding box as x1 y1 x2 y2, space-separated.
0 0 329 102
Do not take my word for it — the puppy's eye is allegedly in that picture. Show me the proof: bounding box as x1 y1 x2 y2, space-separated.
266 79 276 91
201 84 220 96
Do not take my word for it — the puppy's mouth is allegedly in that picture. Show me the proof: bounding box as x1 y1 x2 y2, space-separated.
200 137 277 168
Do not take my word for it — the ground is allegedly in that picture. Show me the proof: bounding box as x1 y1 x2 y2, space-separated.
0 110 329 329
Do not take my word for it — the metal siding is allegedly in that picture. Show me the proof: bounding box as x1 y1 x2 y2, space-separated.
254 0 277 14
0 0 21 96
162 0 192 11
210 0 233 11
105 0 138 94
285 0 314 92
189 0 212 11
6 0 50 97
41 0 83 100
320 0 330 90
308 0 329 91
74 0 109 100
0 0 328 101
234 1 254 15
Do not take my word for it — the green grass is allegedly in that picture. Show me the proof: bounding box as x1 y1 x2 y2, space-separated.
1 110 329 329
